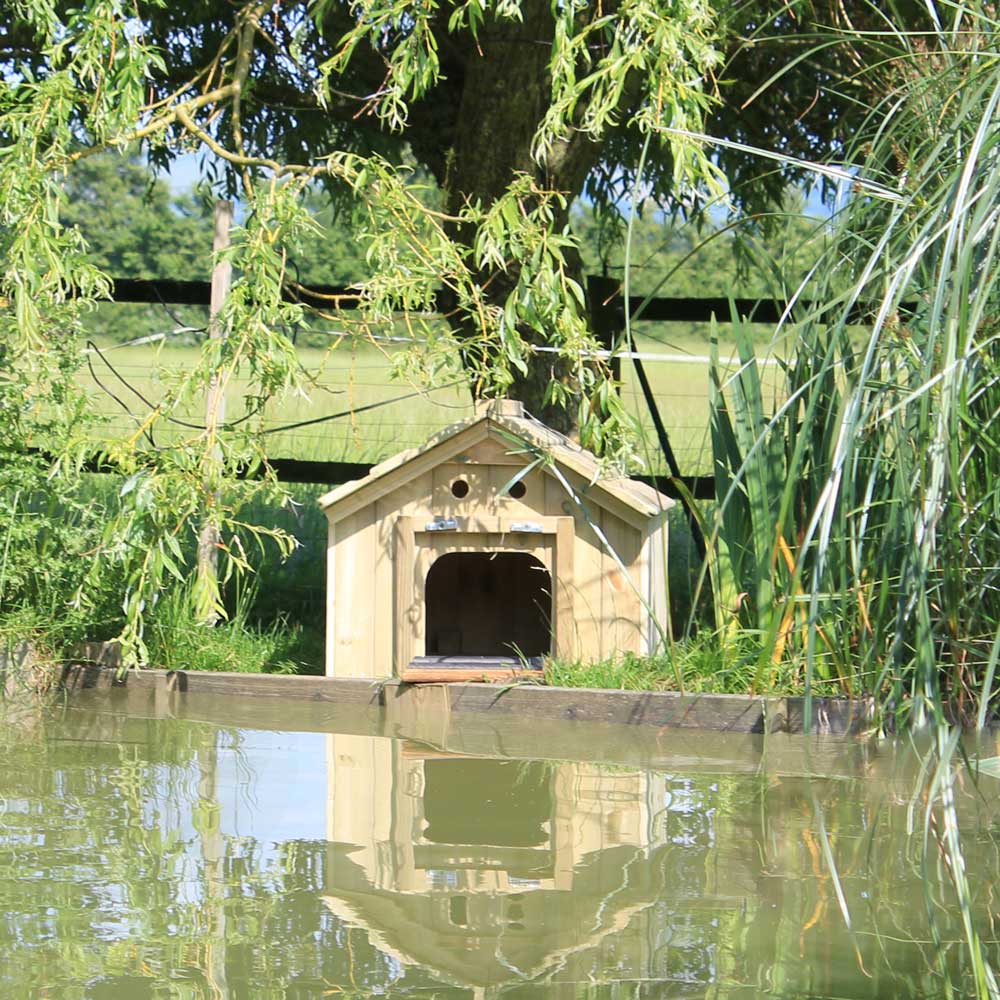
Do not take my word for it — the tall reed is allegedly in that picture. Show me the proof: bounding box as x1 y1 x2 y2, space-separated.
673 8 1000 995
693 5 1000 731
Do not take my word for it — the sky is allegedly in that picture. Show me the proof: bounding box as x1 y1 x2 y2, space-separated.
162 147 836 225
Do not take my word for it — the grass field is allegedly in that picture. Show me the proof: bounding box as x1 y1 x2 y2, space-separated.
63 319 784 662
80 318 785 476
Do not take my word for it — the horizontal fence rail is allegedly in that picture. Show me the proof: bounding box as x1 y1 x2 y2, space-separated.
27 449 715 500
96 276 915 325
45 274 905 502
100 277 362 311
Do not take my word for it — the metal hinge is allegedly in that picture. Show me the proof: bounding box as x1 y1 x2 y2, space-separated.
510 521 543 533
425 517 459 532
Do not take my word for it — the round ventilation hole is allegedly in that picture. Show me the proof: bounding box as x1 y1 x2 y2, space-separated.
451 479 470 498
509 480 527 499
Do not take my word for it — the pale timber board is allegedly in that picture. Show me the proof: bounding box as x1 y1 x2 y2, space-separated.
549 463 648 531
401 515 564 534
487 464 549 520
544 473 598 661
553 516 575 659
463 436 524 466
333 505 378 678
393 517 416 674
325 515 337 677
372 511 395 675
572 516 606 661
543 472 570 519
428 460 552 522
400 668 540 684
640 512 671 655
322 422 488 522
432 462 491 517
376 470 434 522
601 509 643 656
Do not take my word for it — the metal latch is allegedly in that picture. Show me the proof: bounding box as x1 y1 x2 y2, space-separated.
510 521 543 534
425 518 458 532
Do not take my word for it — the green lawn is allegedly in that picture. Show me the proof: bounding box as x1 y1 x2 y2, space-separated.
79 323 785 475
67 324 784 669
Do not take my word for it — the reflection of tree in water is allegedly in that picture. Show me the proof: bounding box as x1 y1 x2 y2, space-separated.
0 710 418 997
0 712 730 997
0 707 998 998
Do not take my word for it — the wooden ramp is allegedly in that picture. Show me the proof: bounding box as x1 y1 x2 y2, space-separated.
401 655 544 684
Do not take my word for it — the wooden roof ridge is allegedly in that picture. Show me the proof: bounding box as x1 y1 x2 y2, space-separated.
317 399 673 522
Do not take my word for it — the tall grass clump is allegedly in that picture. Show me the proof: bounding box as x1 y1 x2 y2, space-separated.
693 5 1000 733
144 584 324 675
678 11 1000 995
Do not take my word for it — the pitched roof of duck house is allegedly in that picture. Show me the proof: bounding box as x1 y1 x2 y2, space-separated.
318 398 672 527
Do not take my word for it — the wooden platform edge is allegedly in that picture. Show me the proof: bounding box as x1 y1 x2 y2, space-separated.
55 660 879 736
400 668 542 684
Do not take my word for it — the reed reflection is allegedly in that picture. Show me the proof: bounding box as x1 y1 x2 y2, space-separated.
1 697 997 998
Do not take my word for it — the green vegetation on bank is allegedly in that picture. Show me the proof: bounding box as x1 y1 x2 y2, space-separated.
0 475 330 678
3 0 999 739
544 635 846 698
145 589 324 675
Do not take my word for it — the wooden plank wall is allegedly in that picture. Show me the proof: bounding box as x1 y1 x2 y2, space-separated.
544 475 599 660
641 514 670 655
376 472 434 674
601 509 643 657
331 447 656 675
330 506 377 677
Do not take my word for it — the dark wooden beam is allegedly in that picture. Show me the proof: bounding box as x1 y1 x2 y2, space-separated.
263 457 372 485
53 450 713 498
94 276 914 326
103 277 362 311
641 474 715 501
628 295 794 324
626 295 917 325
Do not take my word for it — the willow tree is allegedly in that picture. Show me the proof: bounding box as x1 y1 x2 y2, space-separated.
1 0 898 407
0 0 904 659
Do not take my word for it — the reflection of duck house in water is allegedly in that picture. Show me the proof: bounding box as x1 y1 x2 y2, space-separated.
318 400 673 681
323 735 679 990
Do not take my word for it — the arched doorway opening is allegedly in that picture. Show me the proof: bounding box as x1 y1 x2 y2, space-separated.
424 552 552 659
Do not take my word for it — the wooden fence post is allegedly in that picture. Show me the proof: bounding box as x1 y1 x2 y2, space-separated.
197 201 234 623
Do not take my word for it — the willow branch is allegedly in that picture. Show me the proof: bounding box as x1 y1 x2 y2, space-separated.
65 85 239 165
175 105 305 175
232 0 278 195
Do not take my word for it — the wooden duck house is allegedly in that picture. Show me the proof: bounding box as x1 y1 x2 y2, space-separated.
318 400 673 681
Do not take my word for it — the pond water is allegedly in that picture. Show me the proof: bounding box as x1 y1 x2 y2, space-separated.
0 687 998 998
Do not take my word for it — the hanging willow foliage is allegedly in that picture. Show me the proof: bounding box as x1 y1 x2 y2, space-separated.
0 0 725 664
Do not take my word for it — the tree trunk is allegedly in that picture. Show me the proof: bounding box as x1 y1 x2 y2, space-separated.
410 3 600 433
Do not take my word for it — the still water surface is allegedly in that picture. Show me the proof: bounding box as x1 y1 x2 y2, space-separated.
0 688 998 998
